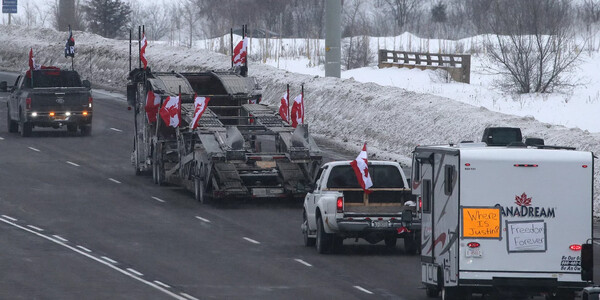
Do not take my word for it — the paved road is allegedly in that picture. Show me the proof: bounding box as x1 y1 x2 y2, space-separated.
0 71 598 300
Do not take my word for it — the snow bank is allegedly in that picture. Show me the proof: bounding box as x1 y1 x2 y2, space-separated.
2 25 600 215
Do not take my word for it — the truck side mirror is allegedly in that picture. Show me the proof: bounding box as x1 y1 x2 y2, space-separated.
82 80 91 89
582 243 593 281
0 81 7 92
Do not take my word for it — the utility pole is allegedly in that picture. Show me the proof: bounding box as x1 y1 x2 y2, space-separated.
325 0 341 78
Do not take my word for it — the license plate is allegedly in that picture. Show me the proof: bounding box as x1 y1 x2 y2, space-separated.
252 188 284 197
371 220 389 228
466 248 482 257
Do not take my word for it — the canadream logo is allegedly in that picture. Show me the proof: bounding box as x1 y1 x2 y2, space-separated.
496 193 555 218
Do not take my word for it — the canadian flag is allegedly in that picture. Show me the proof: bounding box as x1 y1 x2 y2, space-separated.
29 48 40 70
159 95 181 128
144 90 160 123
290 93 304 128
350 143 373 193
232 37 248 66
140 33 148 69
397 226 411 234
191 95 210 130
279 92 289 123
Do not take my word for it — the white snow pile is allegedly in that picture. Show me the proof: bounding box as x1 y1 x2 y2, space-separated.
2 25 600 215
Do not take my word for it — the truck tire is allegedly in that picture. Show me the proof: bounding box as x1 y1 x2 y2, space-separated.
316 215 332 254
80 125 92 136
384 236 397 248
303 212 316 247
20 118 32 137
404 236 418 255
7 107 18 133
194 177 206 204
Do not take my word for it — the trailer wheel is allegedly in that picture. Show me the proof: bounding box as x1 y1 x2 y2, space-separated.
316 215 332 254
302 212 316 247
425 285 439 298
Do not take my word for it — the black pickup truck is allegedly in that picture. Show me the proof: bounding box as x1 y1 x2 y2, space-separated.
3 69 93 136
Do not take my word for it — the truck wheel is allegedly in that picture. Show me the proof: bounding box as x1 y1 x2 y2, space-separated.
384 236 397 248
425 285 439 298
20 120 32 137
404 236 418 255
303 212 316 247
80 125 92 136
7 107 17 133
194 177 206 204
316 215 332 254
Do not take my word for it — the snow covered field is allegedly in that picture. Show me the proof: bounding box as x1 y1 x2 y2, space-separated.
1 25 600 215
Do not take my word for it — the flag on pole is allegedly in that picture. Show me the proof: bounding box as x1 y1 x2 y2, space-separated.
65 26 75 58
140 33 148 69
29 48 40 70
279 92 289 123
290 93 304 128
232 37 248 66
159 95 181 128
191 94 210 130
350 143 373 193
144 90 161 123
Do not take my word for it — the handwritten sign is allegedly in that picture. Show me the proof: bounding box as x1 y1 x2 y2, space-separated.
506 220 546 252
462 207 501 238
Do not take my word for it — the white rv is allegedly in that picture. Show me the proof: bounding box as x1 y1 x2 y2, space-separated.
412 135 594 299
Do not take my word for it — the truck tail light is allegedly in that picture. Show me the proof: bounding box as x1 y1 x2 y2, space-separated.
26 97 32 110
336 197 343 213
467 242 480 248
82 111 88 116
88 97 93 108
418 196 422 209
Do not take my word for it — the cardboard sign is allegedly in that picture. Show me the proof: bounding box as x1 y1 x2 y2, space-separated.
462 207 501 238
506 220 547 252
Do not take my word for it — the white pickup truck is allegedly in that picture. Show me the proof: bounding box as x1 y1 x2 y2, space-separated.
301 160 420 254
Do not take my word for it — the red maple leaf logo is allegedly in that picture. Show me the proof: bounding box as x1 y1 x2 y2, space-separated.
515 193 532 206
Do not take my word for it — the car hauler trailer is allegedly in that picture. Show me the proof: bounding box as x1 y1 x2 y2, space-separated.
412 135 594 299
128 68 322 202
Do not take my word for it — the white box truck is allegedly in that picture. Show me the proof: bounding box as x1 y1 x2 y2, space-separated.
412 129 594 299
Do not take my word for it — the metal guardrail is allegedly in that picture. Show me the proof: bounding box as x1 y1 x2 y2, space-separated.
378 50 471 84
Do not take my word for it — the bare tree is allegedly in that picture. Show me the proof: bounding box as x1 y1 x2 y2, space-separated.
383 0 421 34
53 0 84 31
486 0 581 93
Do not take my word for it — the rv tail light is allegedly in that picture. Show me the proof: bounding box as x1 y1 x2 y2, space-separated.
26 97 32 110
467 242 480 248
583 165 588 168
514 164 538 167
336 197 343 213
465 163 471 166
570 244 582 251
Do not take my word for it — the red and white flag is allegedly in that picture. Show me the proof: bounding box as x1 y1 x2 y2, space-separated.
232 37 248 66
397 226 411 234
29 48 40 70
279 92 289 123
144 90 160 123
159 95 181 128
140 33 148 69
350 143 373 193
191 94 210 130
290 93 304 128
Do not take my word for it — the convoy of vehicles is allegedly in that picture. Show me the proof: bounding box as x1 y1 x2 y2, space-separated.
3 68 93 136
302 160 420 254
127 68 322 202
413 127 594 299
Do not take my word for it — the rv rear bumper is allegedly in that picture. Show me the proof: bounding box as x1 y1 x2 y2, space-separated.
458 277 589 294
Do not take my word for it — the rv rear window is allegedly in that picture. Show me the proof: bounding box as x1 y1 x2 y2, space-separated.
444 165 455 195
422 180 431 213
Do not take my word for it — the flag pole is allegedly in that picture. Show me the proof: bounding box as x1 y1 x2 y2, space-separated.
129 29 132 72
301 84 304 125
138 26 142 69
230 28 234 68
69 25 74 71
286 84 290 123
243 24 248 76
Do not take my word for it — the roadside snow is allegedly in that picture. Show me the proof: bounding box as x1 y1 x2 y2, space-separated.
2 25 600 215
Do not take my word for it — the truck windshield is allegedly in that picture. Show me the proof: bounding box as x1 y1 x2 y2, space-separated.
27 70 82 88
327 165 404 189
